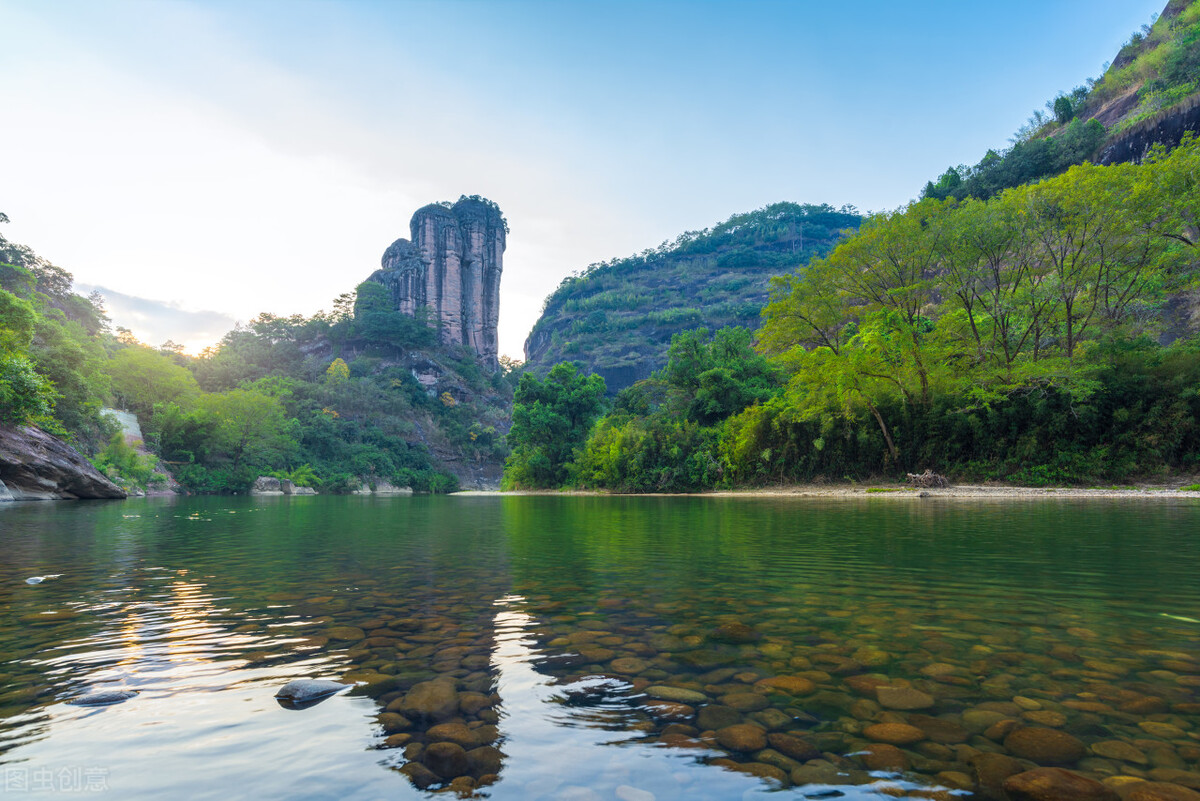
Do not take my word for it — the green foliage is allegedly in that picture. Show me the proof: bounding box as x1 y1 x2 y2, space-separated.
503 362 607 489
93 432 160 489
0 288 36 353
0 353 56 425
270 463 320 488
108 346 200 417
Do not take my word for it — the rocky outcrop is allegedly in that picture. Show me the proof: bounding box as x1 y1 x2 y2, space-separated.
369 196 506 369
0 425 126 501
250 476 318 496
1098 94 1200 165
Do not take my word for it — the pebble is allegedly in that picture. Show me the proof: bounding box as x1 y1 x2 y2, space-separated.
1092 741 1150 765
715 723 768 752
1003 767 1120 801
755 675 817 696
1140 722 1188 739
1005 727 1087 765
1128 783 1200 801
863 722 927 745
767 732 821 762
399 679 459 721
859 743 909 771
876 686 935 710
645 685 708 704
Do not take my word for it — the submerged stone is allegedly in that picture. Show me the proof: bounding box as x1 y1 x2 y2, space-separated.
67 689 138 707
1003 767 1120 801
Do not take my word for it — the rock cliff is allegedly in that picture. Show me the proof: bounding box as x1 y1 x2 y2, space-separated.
369 196 506 369
0 426 126 501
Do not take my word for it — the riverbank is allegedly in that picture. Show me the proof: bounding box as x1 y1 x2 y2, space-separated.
456 482 1200 499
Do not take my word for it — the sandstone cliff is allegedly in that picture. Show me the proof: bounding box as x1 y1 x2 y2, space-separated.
0 426 126 501
370 196 506 369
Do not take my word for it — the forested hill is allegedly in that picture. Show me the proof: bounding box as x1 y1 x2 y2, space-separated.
923 0 1200 202
523 202 861 392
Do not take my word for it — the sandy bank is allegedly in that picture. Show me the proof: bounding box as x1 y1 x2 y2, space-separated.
455 483 1200 500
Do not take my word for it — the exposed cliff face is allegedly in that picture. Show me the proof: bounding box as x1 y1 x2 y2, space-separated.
1098 95 1200 165
369 197 506 369
0 426 126 501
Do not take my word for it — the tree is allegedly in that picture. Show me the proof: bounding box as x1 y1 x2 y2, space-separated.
201 389 292 470
503 362 606 488
107 346 201 416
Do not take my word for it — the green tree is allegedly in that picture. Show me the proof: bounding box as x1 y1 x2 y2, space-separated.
503 362 606 488
108 346 201 416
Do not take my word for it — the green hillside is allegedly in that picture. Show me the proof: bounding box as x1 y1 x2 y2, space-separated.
524 202 861 392
923 0 1200 202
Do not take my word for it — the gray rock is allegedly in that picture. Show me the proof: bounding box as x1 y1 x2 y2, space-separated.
67 690 138 706
274 679 349 709
250 476 284 495
0 425 125 501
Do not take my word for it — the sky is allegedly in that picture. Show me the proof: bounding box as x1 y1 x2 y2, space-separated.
0 0 1167 358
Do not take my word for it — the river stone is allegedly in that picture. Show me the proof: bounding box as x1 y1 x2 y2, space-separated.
645 701 694 722
697 704 742 731
645 685 707 704
767 732 821 762
971 751 1025 799
399 762 439 790
1149 770 1200 789
66 689 138 707
864 722 927 745
715 723 767 752
1024 710 1068 727
1093 740 1150 765
753 707 793 731
427 722 480 749
876 686 935 710
1129 783 1200 801
844 674 892 696
1005 727 1087 765
755 675 817 696
458 691 492 715
400 679 459 721
466 745 503 776
710 621 760 644
964 708 1012 732
1141 722 1188 739
377 713 413 733
611 657 649 674
720 692 768 712
275 679 349 704
860 743 909 771
423 741 469 779
908 714 970 744
1002 768 1120 801
326 626 366 641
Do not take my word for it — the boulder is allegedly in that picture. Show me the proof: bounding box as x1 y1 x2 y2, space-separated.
0 425 125 500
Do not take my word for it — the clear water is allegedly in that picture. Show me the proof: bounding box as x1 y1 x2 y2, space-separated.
1 495 1199 800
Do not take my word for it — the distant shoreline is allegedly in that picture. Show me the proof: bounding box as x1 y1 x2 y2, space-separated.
456 483 1200 500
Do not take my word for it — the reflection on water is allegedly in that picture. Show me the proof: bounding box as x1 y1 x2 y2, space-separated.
0 495 1198 799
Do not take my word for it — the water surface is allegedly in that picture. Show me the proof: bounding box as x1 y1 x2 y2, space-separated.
1 495 1198 799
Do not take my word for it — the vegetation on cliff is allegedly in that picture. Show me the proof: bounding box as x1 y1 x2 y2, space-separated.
2 216 509 493
524 202 861 392
510 138 1200 491
923 0 1200 203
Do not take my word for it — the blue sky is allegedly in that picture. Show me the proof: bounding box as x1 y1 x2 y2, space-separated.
0 0 1166 357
